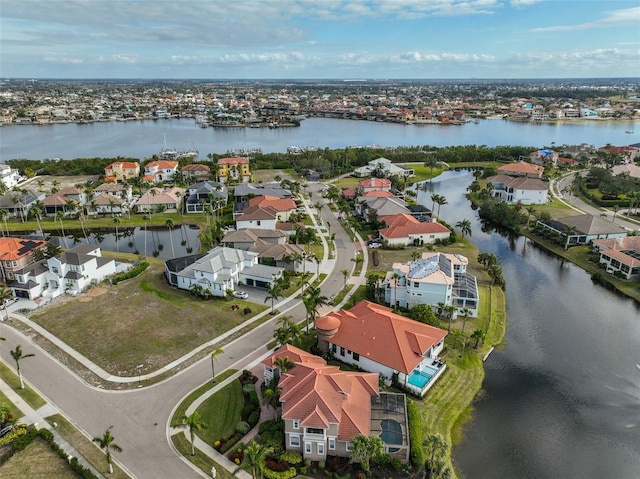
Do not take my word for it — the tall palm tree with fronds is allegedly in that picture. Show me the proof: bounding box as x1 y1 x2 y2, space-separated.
274 356 296 375
264 283 282 315
55 210 68 249
210 347 224 384
178 412 207 456
303 285 328 334
456 219 472 239
11 345 35 389
165 218 175 258
0 284 13 322
93 426 123 474
142 214 151 257
113 217 121 253
234 440 273 479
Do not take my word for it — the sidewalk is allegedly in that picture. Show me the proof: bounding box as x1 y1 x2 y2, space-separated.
0 378 105 479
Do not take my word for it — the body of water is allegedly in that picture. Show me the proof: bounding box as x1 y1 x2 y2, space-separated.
2 119 640 477
1 117 639 161
418 171 640 479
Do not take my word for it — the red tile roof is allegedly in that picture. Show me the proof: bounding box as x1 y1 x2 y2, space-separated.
248 195 297 212
363 190 394 198
0 237 46 261
497 162 544 176
358 178 391 188
379 214 450 239
317 300 447 374
218 157 249 165
145 160 178 169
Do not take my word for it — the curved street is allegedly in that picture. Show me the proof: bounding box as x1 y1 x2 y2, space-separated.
0 181 362 478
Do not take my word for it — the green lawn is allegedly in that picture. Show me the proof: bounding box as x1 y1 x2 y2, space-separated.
0 390 24 421
0 437 79 479
194 379 243 445
30 261 268 375
0 362 47 410
44 413 131 479
171 433 235 479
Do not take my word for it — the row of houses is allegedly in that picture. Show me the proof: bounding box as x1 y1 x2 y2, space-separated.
103 157 251 185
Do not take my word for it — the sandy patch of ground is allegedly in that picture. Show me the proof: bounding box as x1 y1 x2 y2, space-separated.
86 286 108 297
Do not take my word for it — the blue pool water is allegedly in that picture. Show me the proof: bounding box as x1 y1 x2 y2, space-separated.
408 369 433 389
380 419 403 452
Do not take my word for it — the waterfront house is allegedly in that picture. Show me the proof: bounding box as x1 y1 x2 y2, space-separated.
134 187 185 213
520 149 559 167
104 161 140 182
536 214 627 247
353 158 414 178
592 236 640 280
355 196 411 223
357 177 392 195
0 190 44 220
217 157 251 184
262 344 410 463
233 183 293 212
315 300 447 398
89 193 126 216
240 195 297 221
143 160 179 184
43 186 87 216
235 206 278 230
383 252 479 318
0 237 47 282
93 183 133 202
378 214 450 247
11 245 116 300
221 228 304 269
0 164 24 189
184 180 228 214
164 246 283 296
487 174 549 205
180 163 211 181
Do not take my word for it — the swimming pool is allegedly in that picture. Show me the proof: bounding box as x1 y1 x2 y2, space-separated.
379 419 403 452
408 369 433 389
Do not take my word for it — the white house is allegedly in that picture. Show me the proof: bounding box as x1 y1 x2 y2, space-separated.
0 164 23 189
315 300 448 397
235 206 278 230
592 236 640 280
11 245 116 300
353 158 414 178
487 174 549 205
378 214 451 247
384 252 479 317
164 246 283 296
143 160 179 183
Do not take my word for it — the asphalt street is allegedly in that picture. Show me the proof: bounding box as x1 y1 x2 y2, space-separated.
0 182 358 479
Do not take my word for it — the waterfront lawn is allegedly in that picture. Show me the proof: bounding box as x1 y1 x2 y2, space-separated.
194 380 243 445
0 437 79 479
29 261 268 374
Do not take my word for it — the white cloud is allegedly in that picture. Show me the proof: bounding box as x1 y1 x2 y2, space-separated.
511 0 541 7
531 7 640 32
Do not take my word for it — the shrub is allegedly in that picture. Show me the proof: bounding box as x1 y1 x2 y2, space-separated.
112 262 148 284
220 433 243 453
236 421 251 435
241 404 256 418
318 460 326 469
243 383 256 394
266 456 289 472
263 466 297 479
407 398 425 468
259 419 283 434
278 450 302 465
247 410 260 428
248 390 259 406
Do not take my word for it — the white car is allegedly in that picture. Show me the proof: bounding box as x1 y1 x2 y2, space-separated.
368 242 382 249
0 297 18 310
232 290 248 299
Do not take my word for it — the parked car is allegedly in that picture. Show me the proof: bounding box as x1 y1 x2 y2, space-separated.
368 242 382 249
0 297 18 310
233 290 248 299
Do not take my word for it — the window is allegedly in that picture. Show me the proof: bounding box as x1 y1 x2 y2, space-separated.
305 442 312 454
328 438 336 450
293 420 299 430
290 435 300 447
340 347 345 356
352 352 360 361
346 442 352 452
257 220 261 226
317 443 325 455
331 344 337 354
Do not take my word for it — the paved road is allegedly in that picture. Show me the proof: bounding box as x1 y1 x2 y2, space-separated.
0 182 361 479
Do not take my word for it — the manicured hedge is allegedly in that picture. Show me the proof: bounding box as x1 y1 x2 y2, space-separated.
406 398 425 468
111 262 149 284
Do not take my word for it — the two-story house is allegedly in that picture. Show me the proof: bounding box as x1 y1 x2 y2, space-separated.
0 164 24 189
184 180 228 214
262 344 410 463
164 246 283 296
315 300 448 397
181 163 211 181
0 237 47 282
378 214 450 247
143 160 179 184
11 245 116 300
384 252 479 317
486 175 549 205
43 187 88 216
104 161 140 182
496 162 544 178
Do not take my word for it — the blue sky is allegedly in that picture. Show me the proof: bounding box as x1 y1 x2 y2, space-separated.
1 0 639 79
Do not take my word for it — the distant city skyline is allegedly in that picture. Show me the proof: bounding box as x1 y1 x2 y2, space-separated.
1 0 639 79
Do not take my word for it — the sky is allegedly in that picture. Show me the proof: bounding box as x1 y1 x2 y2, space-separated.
1 0 639 79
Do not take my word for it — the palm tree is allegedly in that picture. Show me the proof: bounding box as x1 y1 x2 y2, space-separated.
165 219 175 258
341 268 350 285
422 433 448 479
210 347 224 384
113 217 121 253
456 219 472 239
0 284 13 321
234 440 272 479
392 272 401 310
264 283 282 315
11 345 35 389
303 285 328 334
262 386 281 420
460 307 472 335
411 250 420 261
274 356 296 375
142 214 151 257
435 194 448 219
93 427 122 474
55 210 68 249
471 329 486 348
179 412 207 456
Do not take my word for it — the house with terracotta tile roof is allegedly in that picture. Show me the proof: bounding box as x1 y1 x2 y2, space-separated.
262 344 410 463
487 174 549 205
592 236 640 280
134 187 185 213
42 187 87 216
235 206 278 230
89 193 126 216
315 300 448 397
612 164 640 179
181 163 211 181
245 195 297 220
0 237 47 282
497 161 544 178
384 252 479 318
217 157 251 184
104 161 140 182
357 177 392 195
143 160 179 183
378 214 450 247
